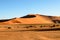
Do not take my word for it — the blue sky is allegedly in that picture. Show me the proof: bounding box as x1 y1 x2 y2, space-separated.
0 0 60 19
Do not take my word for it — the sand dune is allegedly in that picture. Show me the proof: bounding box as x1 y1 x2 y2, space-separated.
0 14 60 40
0 14 56 24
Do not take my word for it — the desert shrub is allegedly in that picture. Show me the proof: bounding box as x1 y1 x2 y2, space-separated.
8 27 11 29
50 25 55 28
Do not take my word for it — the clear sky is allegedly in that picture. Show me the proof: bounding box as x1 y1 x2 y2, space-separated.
0 0 60 19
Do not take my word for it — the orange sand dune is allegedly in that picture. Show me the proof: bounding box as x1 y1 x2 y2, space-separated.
0 14 60 24
0 14 54 24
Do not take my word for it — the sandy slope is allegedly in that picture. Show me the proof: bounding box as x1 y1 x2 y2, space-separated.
0 31 60 40
0 14 54 24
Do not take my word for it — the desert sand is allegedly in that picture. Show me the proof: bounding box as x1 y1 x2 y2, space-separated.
0 14 60 40
0 14 55 24
0 14 60 24
0 31 60 40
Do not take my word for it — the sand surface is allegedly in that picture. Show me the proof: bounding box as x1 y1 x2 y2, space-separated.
0 31 60 40
0 14 60 40
0 14 54 24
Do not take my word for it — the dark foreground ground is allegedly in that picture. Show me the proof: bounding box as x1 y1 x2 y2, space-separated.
0 31 60 40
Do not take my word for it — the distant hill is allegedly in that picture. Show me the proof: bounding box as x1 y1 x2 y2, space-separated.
0 14 60 24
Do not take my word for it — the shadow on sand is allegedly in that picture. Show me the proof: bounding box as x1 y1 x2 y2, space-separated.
18 28 60 31
0 28 60 32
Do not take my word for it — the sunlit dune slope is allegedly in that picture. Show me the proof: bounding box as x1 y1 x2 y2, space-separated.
0 14 54 24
